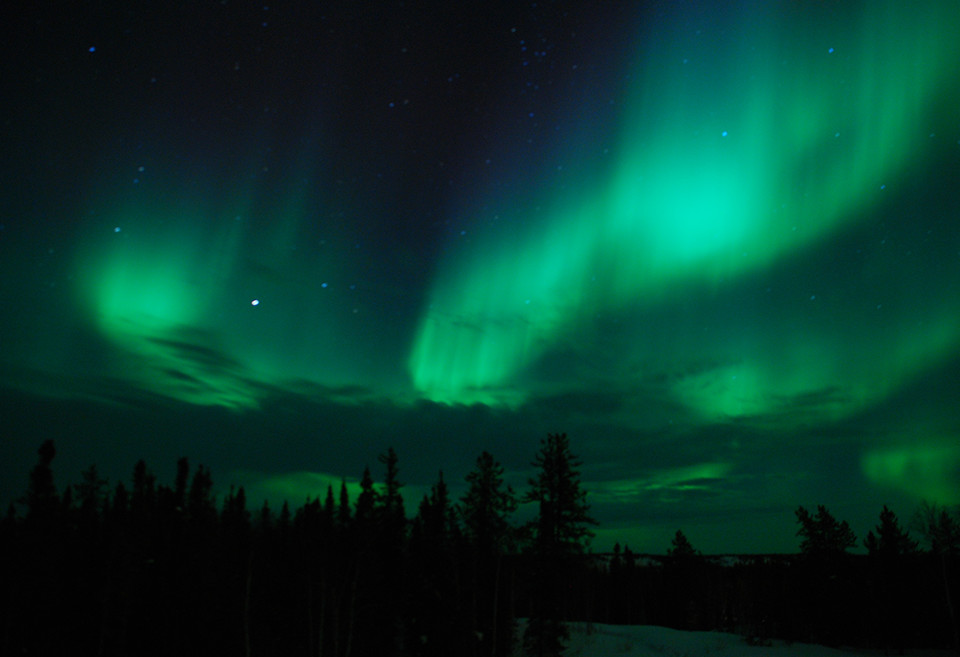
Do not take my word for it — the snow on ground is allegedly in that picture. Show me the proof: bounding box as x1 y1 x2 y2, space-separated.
534 621 956 657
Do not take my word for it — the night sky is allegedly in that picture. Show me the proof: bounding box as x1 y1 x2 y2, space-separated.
2 1 959 554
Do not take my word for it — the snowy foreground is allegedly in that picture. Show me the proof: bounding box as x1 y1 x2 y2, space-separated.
518 621 955 657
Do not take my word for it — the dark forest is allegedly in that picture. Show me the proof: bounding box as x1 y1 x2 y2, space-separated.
2 434 958 656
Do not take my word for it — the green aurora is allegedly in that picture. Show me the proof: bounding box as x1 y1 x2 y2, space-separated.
409 1 960 412
2 1 959 553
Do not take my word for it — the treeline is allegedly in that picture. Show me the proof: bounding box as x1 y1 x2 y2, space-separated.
1 434 592 657
592 508 960 651
2 435 959 656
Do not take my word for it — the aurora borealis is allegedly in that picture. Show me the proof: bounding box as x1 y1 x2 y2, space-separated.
2 1 959 553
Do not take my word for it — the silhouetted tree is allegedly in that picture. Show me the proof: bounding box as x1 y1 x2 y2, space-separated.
865 505 918 558
175 464 220 654
187 464 216 524
795 505 857 558
408 471 464 656
174 456 190 510
522 433 596 657
913 501 960 555
295 495 331 657
131 460 156 509
461 450 518 657
913 501 960 652
668 530 699 558
325 484 336 521
221 485 252 657
19 440 64 654
664 530 708 629
129 459 157 549
462 451 517 558
794 505 858 645
864 505 919 652
355 466 378 528
332 480 352 657
606 543 641 625
377 448 407 656
1 503 19 651
258 499 272 529
349 456 406 657
338 479 351 526
110 481 129 525
379 447 405 529
76 464 107 531
23 439 58 525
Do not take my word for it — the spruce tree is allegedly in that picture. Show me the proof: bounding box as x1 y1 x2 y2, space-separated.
912 501 960 652
522 433 596 657
24 439 58 525
794 505 858 645
337 480 351 527
462 451 517 557
354 466 378 528
130 459 156 541
461 450 517 657
15 442 63 654
174 457 190 510
324 484 336 521
865 505 918 558
795 505 857 558
664 529 705 630
408 471 463 656
376 448 406 656
667 529 699 558
187 464 215 524
379 447 405 526
76 464 107 530
865 506 919 652
912 501 960 555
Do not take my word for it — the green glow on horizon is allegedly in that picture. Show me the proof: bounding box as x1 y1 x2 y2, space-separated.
591 462 733 503
237 470 364 505
409 1 960 409
236 470 430 511
669 305 960 423
643 462 732 492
